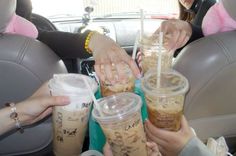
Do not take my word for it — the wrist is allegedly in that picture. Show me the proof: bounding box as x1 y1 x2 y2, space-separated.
15 101 31 127
88 31 102 54
5 103 24 133
2 106 16 128
185 21 193 36
85 31 97 54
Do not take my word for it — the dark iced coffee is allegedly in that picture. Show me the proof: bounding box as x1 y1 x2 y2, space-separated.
146 94 184 131
142 70 189 131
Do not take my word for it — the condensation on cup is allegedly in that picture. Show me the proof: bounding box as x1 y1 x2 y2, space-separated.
142 69 189 131
139 33 173 75
92 92 148 156
49 74 98 156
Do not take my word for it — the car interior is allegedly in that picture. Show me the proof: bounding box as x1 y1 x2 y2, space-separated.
1 0 236 155
0 29 67 155
0 14 67 156
174 31 236 153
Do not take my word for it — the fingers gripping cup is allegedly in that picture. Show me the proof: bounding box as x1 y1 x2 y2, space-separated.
92 92 148 156
142 70 189 131
49 74 98 156
100 64 135 97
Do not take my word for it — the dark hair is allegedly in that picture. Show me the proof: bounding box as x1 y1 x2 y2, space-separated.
16 0 33 21
178 1 195 22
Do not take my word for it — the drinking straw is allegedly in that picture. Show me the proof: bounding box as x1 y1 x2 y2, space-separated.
157 31 163 88
227 152 233 156
140 9 144 39
132 30 140 60
82 76 103 116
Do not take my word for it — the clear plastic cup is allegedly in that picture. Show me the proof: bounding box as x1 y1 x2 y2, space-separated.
92 92 148 156
100 64 135 97
142 69 189 131
80 150 103 156
49 74 98 156
139 33 173 75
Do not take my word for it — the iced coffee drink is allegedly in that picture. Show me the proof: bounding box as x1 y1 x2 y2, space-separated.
100 64 135 97
53 106 90 156
142 70 189 131
49 74 98 156
139 34 173 75
141 52 172 74
92 92 148 156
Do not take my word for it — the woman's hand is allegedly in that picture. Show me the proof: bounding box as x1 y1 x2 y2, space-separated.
17 83 70 126
155 19 192 51
179 0 195 9
147 142 162 156
145 116 195 156
103 142 113 156
89 32 141 84
30 81 50 98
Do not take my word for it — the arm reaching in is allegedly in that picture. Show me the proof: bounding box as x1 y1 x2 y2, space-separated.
0 83 70 135
89 32 141 84
156 19 192 51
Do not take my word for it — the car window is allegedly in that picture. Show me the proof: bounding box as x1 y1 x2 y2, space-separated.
31 0 179 19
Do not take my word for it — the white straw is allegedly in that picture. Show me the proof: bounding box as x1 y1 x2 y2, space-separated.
82 76 103 116
227 152 233 156
140 9 144 39
132 31 140 60
157 31 163 88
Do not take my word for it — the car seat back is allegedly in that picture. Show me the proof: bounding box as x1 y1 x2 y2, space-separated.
174 31 236 141
0 0 67 154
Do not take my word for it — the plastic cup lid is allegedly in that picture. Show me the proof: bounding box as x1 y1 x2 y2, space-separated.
141 69 189 97
92 92 142 122
49 73 98 96
80 150 103 156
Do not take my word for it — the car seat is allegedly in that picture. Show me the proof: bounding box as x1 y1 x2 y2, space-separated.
174 31 236 143
0 0 67 155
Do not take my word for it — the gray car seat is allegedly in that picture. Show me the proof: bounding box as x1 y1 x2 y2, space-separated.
174 31 236 142
0 0 67 155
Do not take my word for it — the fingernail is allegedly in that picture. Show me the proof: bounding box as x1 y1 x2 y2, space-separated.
145 119 150 124
137 74 143 79
122 76 128 83
111 80 116 85
144 120 148 126
62 97 70 104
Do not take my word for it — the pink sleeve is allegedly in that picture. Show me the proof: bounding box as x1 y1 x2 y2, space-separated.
14 15 38 38
202 3 222 36
7 14 38 38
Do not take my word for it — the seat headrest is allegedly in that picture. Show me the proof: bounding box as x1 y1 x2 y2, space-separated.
0 33 67 104
0 0 16 33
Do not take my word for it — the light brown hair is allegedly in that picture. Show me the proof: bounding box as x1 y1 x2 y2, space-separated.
178 2 195 22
